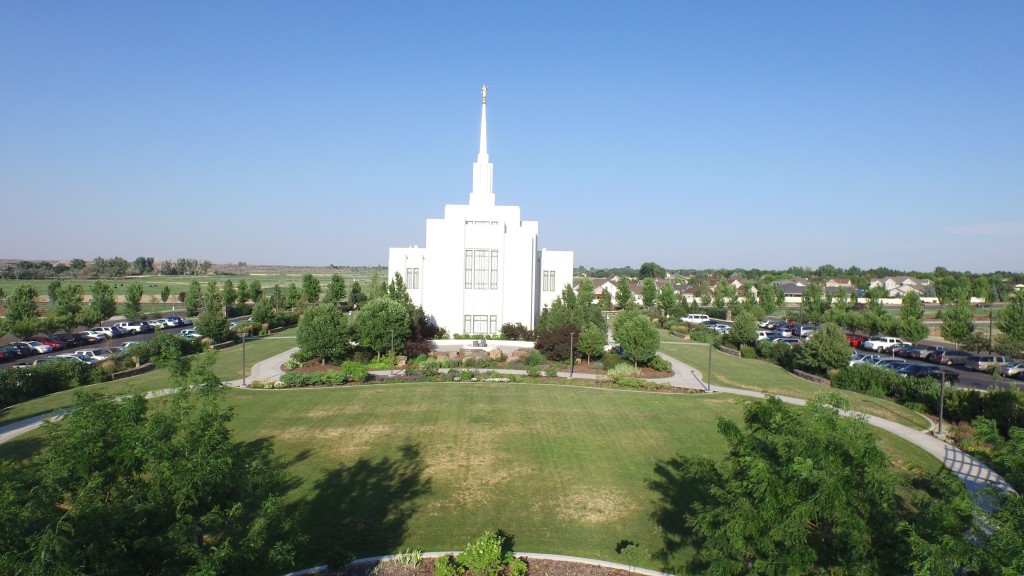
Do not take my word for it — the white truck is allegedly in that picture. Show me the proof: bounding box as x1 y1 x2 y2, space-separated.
861 336 906 352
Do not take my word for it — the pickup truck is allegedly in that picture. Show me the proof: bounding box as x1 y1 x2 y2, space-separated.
861 336 906 352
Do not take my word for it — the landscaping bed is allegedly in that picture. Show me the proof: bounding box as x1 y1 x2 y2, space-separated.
332 557 639 576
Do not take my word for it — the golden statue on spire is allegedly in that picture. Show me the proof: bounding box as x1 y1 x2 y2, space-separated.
482 84 488 104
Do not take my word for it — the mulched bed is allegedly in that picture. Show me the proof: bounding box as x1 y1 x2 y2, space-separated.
286 359 672 380
330 557 640 576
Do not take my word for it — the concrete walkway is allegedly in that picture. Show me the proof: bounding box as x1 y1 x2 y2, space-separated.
0 344 1012 498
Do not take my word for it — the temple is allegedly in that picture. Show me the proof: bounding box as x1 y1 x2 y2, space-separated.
387 87 574 335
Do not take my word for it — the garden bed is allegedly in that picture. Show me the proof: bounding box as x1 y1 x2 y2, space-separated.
331 557 643 576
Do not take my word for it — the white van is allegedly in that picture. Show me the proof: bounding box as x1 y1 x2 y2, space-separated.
681 314 711 324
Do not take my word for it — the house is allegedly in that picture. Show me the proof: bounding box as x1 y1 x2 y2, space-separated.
869 276 934 297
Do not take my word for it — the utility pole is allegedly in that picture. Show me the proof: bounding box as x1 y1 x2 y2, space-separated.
241 331 247 387
707 343 713 391
390 329 395 375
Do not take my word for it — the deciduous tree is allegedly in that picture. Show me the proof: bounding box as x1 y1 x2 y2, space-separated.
301 273 321 305
185 280 203 317
641 277 657 309
612 309 659 367
122 282 145 320
941 288 975 348
89 280 117 322
796 323 852 374
325 273 346 305
577 323 607 362
898 291 929 343
297 304 353 363
355 297 411 358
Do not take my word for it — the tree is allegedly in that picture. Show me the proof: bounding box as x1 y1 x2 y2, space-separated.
89 280 117 322
50 282 85 331
658 283 676 318
349 281 367 308
599 289 613 311
728 311 759 347
576 277 595 307
122 282 145 320
534 323 579 362
388 272 412 307
641 277 657 309
995 289 1024 355
46 279 62 305
185 280 203 317
251 297 275 326
639 262 666 279
355 298 411 358
796 323 853 374
941 288 975 349
615 278 634 310
160 285 171 304
0 384 299 574
662 392 913 574
800 283 826 323
285 283 301 309
195 293 232 343
898 291 929 343
250 279 263 302
325 273 347 305
612 309 660 367
222 279 238 309
366 270 386 301
577 323 607 362
237 279 250 303
296 304 353 363
301 273 321 305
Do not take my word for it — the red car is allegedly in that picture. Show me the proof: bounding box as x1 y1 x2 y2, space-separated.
33 336 68 351
846 334 866 348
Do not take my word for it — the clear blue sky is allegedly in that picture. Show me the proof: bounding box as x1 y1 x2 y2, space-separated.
3 1 1021 273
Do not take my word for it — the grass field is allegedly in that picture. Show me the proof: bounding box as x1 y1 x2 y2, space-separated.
659 333 931 431
0 329 297 427
0 272 378 308
0 379 943 571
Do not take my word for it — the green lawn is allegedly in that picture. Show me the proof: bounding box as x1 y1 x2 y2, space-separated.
0 330 296 428
660 337 931 431
0 378 946 571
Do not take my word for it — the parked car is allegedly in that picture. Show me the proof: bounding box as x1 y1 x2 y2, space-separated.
54 353 98 364
113 321 154 334
846 334 867 348
165 316 191 327
81 329 108 341
756 330 770 341
774 337 802 346
34 355 93 365
21 341 54 354
34 336 67 351
47 333 89 348
903 345 940 360
897 364 934 378
75 348 114 362
75 332 103 344
928 349 971 366
771 326 794 338
999 362 1024 379
0 344 28 361
850 353 882 366
792 325 817 337
964 355 1010 373
180 329 202 339
7 342 35 357
875 358 909 370
862 336 907 352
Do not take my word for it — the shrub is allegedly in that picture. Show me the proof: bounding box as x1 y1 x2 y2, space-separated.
433 556 462 576
523 350 545 367
602 353 626 371
689 325 720 344
648 356 672 372
500 322 533 341
740 344 757 359
831 364 894 398
525 366 540 378
339 361 369 383
535 324 578 361
608 363 641 378
0 360 97 409
422 358 440 377
544 365 559 377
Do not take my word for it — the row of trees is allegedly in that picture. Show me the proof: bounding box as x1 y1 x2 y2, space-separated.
0 281 146 339
295 273 440 364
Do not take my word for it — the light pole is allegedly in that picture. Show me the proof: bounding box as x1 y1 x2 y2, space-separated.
568 332 576 379
707 343 713 391
241 330 247 387
390 329 395 375
989 309 993 352
938 373 946 436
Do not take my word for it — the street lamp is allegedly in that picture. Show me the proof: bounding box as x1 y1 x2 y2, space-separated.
938 372 946 437
568 331 576 379
390 329 395 376
241 330 248 387
707 343 713 391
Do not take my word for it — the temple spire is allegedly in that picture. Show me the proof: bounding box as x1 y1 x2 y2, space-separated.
470 85 494 206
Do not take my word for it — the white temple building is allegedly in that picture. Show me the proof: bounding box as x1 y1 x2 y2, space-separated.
388 87 574 335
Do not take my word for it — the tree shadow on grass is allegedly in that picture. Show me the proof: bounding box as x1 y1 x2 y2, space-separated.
646 454 719 573
293 442 432 566
0 433 47 463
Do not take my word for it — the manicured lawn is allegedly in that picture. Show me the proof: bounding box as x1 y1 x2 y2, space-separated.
660 339 931 431
0 378 946 571
209 329 297 381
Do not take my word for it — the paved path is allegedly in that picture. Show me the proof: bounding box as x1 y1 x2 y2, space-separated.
1 344 1012 498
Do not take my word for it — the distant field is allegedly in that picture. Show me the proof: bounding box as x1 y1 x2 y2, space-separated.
0 271 380 307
